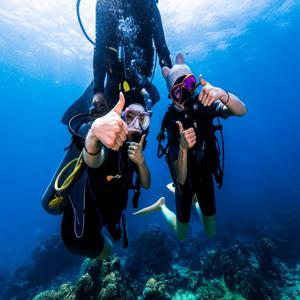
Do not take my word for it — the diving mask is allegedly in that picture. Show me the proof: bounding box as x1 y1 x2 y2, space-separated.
169 74 197 105
122 104 151 135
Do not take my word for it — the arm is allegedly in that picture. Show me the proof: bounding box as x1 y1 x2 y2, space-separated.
174 146 188 186
137 160 151 190
128 135 151 189
198 75 247 116
83 130 105 168
152 2 172 68
93 0 107 95
83 93 128 168
174 121 196 185
219 91 247 116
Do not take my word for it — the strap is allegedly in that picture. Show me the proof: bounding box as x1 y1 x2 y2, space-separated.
132 175 141 208
121 213 128 248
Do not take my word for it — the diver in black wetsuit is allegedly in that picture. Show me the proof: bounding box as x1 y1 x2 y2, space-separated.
61 0 171 124
61 93 152 259
134 54 247 240
92 0 172 109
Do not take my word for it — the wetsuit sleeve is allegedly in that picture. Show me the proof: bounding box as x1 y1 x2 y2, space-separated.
152 3 172 68
213 100 234 119
93 0 107 94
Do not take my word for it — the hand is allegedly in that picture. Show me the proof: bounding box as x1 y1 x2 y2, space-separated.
128 134 146 166
176 121 196 150
198 74 226 107
89 92 128 151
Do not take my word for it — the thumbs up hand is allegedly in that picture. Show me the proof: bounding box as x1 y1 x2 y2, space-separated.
89 92 128 151
176 121 196 151
198 74 226 107
128 134 146 166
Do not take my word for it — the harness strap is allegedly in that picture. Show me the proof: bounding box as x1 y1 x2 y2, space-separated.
121 212 128 248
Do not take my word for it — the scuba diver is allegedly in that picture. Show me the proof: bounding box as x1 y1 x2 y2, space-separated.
134 53 247 240
62 0 172 124
59 92 152 258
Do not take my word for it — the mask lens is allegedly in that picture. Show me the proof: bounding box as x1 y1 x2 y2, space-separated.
170 85 182 102
183 75 196 91
140 114 150 130
124 109 150 131
125 111 135 124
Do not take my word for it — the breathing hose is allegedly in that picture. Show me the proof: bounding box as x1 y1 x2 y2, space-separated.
76 0 95 45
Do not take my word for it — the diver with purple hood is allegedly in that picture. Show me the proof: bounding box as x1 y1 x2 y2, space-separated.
134 54 247 240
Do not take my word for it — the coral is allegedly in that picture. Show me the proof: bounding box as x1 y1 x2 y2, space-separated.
102 255 121 275
4 234 82 300
195 279 226 300
33 290 58 300
80 258 103 289
125 224 174 276
75 273 94 299
169 265 202 291
56 283 74 298
33 283 74 300
172 290 196 300
142 277 170 300
25 223 300 300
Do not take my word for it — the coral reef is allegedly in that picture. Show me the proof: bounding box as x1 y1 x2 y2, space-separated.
4 222 300 300
125 224 175 276
142 277 170 300
3 234 82 300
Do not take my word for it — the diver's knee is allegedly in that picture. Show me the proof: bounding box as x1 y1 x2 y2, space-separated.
203 214 216 239
97 236 113 260
176 221 189 241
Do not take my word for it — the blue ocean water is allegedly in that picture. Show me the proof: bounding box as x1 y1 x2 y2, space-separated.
0 0 299 298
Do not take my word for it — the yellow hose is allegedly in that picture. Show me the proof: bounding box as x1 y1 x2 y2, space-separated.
55 151 84 192
48 151 84 210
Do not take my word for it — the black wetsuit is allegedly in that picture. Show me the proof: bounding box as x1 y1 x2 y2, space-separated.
93 0 172 107
61 146 136 258
165 98 232 223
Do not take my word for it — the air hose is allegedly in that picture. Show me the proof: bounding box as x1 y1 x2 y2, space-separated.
76 0 95 45
76 0 158 88
48 151 84 209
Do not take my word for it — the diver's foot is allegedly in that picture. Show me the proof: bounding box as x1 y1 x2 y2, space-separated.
192 194 198 204
133 197 166 216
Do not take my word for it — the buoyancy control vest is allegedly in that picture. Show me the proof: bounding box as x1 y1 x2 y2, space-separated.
157 100 224 189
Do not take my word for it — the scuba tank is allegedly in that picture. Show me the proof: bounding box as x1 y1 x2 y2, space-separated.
141 88 152 112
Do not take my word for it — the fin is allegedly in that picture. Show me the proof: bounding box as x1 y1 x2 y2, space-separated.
166 182 175 194
133 197 165 216
61 81 94 125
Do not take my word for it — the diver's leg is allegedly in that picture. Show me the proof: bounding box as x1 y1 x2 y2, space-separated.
133 196 179 234
134 196 189 240
196 174 217 239
172 184 194 241
192 194 203 224
175 221 189 241
97 235 113 260
202 215 216 239
133 197 166 216
160 200 189 240
61 201 110 258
